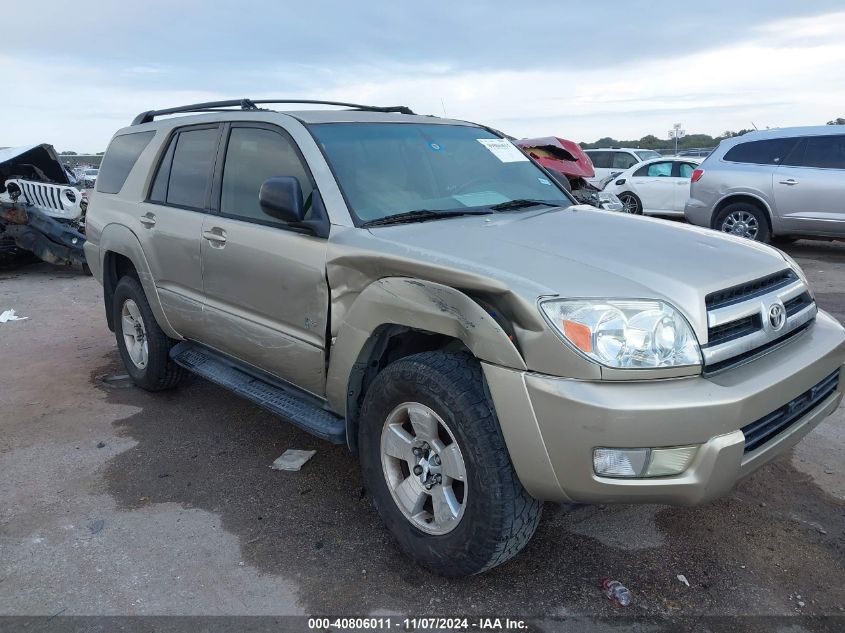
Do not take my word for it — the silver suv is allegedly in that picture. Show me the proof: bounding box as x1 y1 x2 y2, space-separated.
685 126 845 242
85 100 845 576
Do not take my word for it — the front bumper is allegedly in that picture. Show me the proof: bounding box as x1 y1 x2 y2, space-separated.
484 310 845 504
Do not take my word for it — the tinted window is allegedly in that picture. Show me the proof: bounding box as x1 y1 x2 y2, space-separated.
586 151 611 168
166 128 219 209
678 162 696 178
96 131 154 194
801 135 845 169
612 152 638 169
220 127 313 224
723 138 797 165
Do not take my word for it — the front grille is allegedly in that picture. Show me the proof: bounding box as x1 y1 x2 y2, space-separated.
707 314 762 347
784 292 813 316
704 322 811 374
706 270 797 310
741 370 840 453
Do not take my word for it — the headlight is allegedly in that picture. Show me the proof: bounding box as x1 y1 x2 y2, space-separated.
596 192 623 212
540 299 702 369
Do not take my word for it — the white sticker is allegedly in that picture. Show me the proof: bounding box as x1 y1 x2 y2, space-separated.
477 138 529 163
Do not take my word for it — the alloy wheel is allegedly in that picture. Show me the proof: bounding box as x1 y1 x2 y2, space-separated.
720 210 759 239
380 402 467 535
121 299 149 369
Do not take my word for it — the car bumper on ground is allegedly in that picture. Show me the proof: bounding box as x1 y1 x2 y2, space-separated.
684 198 712 227
483 310 845 504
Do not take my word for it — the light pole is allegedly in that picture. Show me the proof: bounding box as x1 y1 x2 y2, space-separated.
668 123 686 154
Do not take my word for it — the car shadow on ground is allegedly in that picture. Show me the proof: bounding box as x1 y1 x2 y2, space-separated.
93 347 845 617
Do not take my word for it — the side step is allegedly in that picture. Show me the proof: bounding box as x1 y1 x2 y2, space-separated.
170 342 346 444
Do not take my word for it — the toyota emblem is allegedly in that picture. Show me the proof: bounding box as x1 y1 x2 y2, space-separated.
768 302 786 331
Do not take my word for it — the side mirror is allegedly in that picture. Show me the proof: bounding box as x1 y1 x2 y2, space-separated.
259 177 304 223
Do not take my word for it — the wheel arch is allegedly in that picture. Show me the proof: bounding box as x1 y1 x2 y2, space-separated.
712 194 775 232
325 277 526 451
99 223 179 338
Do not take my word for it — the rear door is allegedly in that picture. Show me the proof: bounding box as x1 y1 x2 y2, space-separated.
672 161 698 212
198 122 330 397
774 134 845 235
136 124 221 337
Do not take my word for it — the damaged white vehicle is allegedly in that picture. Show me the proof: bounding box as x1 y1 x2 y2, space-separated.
0 143 88 269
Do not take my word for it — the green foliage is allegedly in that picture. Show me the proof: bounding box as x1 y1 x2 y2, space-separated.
827 117 845 125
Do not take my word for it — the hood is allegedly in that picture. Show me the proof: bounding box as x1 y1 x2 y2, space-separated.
515 137 595 179
0 144 70 188
352 207 791 340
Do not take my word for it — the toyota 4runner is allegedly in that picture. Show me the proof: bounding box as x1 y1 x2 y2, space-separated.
85 99 845 576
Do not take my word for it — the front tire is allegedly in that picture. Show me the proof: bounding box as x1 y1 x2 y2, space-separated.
715 202 771 242
358 351 542 576
618 192 642 214
113 275 187 391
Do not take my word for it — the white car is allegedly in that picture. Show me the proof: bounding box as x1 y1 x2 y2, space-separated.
602 157 701 216
80 168 99 188
583 147 663 187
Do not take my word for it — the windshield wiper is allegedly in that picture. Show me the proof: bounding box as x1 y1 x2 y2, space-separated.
489 199 560 212
362 209 490 227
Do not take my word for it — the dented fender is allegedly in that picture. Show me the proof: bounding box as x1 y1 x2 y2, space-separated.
325 277 526 413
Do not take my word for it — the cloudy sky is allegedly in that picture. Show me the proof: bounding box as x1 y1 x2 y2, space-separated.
2 0 845 152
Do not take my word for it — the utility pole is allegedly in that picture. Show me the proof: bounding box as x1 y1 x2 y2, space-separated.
668 123 685 154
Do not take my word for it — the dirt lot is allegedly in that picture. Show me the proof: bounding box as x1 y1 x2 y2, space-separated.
1 239 843 625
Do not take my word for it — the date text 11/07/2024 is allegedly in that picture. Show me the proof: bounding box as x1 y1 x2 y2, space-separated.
307 617 528 630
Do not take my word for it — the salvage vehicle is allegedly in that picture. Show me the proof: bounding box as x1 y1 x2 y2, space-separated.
602 157 701 216
85 99 845 576
514 137 623 211
685 126 845 242
0 144 88 269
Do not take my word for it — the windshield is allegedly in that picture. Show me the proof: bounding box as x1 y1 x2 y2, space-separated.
310 123 571 224
85 169 98 175
635 150 662 161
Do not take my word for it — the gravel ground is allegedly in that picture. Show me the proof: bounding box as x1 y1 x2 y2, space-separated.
0 239 843 626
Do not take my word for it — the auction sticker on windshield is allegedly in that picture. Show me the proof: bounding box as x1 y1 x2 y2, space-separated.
477 138 529 162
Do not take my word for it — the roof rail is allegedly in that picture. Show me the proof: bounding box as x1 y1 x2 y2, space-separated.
131 99 415 125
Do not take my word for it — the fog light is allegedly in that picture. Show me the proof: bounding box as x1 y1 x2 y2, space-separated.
593 446 698 478
593 448 649 477
645 446 697 476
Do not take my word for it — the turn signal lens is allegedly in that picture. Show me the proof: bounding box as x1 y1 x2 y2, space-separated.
563 319 593 353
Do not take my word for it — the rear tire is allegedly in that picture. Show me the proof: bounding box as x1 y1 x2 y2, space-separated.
715 202 771 242
358 351 542 576
113 275 187 391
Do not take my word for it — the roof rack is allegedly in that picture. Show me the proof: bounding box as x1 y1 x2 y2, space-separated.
131 99 415 125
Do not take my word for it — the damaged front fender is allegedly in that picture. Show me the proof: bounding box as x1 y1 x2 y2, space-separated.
325 277 526 414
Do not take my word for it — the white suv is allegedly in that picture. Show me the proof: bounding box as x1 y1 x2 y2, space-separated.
584 147 663 187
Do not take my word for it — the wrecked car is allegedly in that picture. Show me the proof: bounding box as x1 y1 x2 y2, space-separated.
86 99 845 577
0 144 88 270
515 136 623 211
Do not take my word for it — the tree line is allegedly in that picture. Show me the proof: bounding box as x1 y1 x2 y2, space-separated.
579 118 845 150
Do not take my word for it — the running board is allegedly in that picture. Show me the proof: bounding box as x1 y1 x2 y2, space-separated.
170 342 346 444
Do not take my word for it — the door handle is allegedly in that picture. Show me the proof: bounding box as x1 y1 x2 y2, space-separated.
202 228 227 246
139 213 156 227
779 179 798 186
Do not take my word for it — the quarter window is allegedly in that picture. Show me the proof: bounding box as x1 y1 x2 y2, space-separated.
220 127 313 224
723 138 798 165
97 131 154 194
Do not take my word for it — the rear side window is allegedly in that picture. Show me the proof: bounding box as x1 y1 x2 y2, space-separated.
96 131 154 194
723 138 798 165
678 162 696 178
166 128 220 209
634 161 673 177
612 152 638 169
800 135 845 169
220 126 314 224
586 151 611 168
